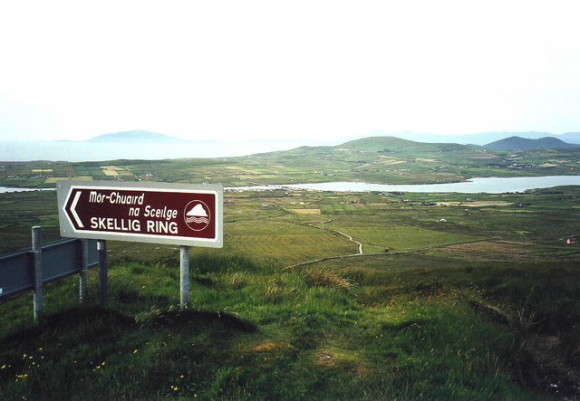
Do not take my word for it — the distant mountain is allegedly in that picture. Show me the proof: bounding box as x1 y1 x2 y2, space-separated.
560 132 580 144
484 136 580 151
364 130 580 146
339 136 469 152
87 130 190 143
451 131 554 145
360 130 448 144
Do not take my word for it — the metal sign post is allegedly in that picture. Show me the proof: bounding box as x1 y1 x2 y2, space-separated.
79 239 89 302
97 240 109 305
180 246 191 308
32 226 43 323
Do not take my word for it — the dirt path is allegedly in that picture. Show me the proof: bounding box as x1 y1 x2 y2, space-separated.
280 207 365 257
318 220 364 256
284 217 364 269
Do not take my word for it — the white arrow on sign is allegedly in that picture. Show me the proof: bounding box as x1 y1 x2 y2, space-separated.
70 190 84 228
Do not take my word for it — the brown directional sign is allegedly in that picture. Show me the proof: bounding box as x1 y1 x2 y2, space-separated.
57 181 223 247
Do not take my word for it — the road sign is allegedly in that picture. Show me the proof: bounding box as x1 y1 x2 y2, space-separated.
57 181 223 247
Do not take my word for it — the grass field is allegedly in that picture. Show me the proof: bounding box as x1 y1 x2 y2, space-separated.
1 184 580 400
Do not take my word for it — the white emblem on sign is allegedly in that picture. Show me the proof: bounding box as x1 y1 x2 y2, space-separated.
184 200 211 231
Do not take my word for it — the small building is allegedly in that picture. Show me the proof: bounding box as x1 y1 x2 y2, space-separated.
567 238 577 246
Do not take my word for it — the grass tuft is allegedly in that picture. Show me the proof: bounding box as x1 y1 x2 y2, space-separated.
302 267 355 290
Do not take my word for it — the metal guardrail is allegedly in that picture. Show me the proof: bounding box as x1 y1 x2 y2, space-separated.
0 238 99 300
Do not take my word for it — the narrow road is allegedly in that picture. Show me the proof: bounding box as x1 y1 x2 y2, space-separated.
330 228 363 255
306 216 363 255
284 215 364 269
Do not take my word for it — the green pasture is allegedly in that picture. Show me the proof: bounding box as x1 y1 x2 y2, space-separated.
1 250 573 400
225 219 356 265
0 191 60 253
1 186 580 400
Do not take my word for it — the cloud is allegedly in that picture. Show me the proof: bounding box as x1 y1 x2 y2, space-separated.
1 0 580 141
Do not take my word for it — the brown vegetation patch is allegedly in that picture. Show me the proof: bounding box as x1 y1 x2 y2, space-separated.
45 176 93 184
101 166 133 178
381 160 408 165
471 153 498 159
315 351 370 378
436 201 513 207
303 268 354 289
289 208 321 215
415 158 439 163
317 352 334 365
253 342 292 352
539 163 559 168
434 241 537 260
466 201 514 207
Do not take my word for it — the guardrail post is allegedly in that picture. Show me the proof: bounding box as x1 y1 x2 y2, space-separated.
79 239 89 302
32 226 43 323
180 246 191 308
97 240 109 305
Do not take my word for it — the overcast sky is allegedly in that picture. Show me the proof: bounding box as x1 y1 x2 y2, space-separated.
1 0 579 143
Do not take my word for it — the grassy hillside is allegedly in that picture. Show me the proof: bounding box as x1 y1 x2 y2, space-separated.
2 136 580 188
485 136 580 151
1 187 580 400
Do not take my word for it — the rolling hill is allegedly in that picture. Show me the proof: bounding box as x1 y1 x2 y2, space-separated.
363 130 580 145
267 136 483 160
484 136 580 151
338 136 472 152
